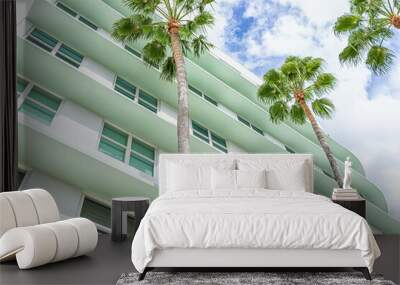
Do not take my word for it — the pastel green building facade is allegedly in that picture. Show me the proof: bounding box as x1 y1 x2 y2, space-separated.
16 0 400 233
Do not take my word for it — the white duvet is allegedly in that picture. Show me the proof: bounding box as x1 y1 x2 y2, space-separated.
131 190 380 272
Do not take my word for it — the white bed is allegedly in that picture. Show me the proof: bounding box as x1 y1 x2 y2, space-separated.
131 154 380 280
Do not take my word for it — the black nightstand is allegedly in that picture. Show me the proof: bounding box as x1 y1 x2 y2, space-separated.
332 198 366 218
111 197 150 242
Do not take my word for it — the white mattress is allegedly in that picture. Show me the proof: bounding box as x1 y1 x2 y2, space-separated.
131 190 380 272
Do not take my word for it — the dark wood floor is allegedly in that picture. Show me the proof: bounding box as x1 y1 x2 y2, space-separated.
0 234 398 285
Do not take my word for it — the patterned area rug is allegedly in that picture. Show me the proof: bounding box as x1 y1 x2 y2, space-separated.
116 272 395 285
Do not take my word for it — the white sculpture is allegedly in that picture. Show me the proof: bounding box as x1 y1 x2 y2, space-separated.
343 157 352 189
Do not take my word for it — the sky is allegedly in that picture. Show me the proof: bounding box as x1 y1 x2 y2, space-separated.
206 0 400 221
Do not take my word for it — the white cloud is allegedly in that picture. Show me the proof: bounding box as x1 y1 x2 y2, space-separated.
208 0 400 221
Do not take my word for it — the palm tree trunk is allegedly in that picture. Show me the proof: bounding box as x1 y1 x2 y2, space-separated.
298 100 343 188
169 25 190 153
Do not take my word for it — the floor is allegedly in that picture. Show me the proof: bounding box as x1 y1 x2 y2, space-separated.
0 234 398 285
0 233 133 285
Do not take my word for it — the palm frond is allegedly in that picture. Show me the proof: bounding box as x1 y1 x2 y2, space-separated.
142 40 167 67
123 0 161 14
336 0 397 75
289 103 307 124
160 56 176 81
312 73 337 95
334 14 362 35
192 35 213 56
269 101 289 124
304 57 324 80
111 15 153 42
311 98 335 119
257 83 280 104
366 45 394 74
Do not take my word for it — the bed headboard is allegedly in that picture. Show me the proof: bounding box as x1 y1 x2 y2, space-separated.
158 154 314 195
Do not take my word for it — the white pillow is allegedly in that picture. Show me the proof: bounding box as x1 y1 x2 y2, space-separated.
212 168 236 190
266 162 307 191
237 159 308 192
236 169 268 189
167 163 212 191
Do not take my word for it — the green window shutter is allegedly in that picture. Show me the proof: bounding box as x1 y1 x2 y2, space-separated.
56 2 77 17
131 139 154 160
99 138 126 161
27 87 61 111
56 44 83 68
204 95 218 106
138 90 157 113
251 125 264 135
20 100 55 123
192 121 209 142
129 155 154 176
114 76 136 100
99 124 128 161
17 78 28 93
285 145 295 153
130 138 154 176
189 85 202 96
19 87 61 124
125 45 142 58
78 16 98 30
27 28 58 52
238 116 251 127
211 132 227 153
80 198 111 228
102 123 128 146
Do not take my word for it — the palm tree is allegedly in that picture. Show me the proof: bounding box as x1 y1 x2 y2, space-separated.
257 56 343 188
112 0 215 153
334 0 400 75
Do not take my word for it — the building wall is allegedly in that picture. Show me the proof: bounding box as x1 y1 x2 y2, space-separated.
19 170 83 218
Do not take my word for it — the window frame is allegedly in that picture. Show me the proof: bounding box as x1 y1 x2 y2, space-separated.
55 43 84 68
18 83 62 125
114 75 137 101
98 121 157 177
26 28 58 53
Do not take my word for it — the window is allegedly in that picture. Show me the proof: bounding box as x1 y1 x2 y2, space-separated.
189 85 202 96
138 90 157 113
285 145 295 153
192 121 209 143
238 116 251 127
99 123 156 176
192 121 228 152
251 125 264 136
238 115 264 135
189 85 218 106
211 132 227 153
114 76 136 100
81 197 136 234
99 123 128 161
78 16 98 30
125 45 142 58
27 28 58 52
56 2 77 17
81 198 111 228
204 95 218 106
55 44 84 68
17 78 28 94
129 139 155 176
19 87 61 124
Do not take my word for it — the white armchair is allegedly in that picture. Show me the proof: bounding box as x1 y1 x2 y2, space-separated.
0 189 98 269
